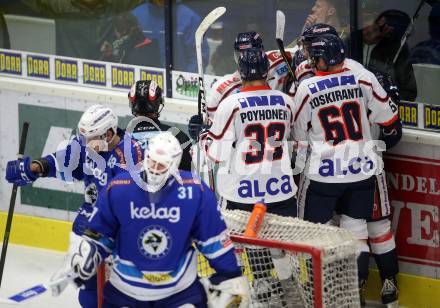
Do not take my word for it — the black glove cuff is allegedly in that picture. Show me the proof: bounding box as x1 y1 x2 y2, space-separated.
32 158 50 177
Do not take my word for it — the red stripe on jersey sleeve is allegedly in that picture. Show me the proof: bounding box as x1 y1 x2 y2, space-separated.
207 107 239 140
359 79 389 102
208 84 241 113
220 84 241 102
269 58 285 70
294 94 310 122
378 114 399 127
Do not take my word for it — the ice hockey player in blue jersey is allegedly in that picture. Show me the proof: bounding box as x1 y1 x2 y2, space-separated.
5 104 143 307
70 132 250 307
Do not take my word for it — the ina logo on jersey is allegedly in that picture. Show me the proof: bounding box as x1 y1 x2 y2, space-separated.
138 225 172 259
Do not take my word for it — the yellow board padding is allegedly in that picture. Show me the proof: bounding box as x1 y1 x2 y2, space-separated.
2 211 439 308
365 268 440 308
0 212 71 252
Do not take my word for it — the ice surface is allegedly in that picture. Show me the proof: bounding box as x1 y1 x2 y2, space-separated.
0 244 79 308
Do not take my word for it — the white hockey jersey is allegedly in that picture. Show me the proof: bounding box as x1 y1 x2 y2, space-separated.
206 49 295 121
201 85 297 203
293 65 398 184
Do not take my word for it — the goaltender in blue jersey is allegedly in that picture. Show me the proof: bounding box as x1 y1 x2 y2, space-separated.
70 132 250 307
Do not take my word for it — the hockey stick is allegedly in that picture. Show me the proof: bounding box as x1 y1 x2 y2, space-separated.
0 122 29 287
391 0 427 65
0 271 76 305
275 10 297 84
195 6 226 190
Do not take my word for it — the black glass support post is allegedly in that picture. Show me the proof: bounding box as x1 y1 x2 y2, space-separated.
349 0 362 63
164 0 173 98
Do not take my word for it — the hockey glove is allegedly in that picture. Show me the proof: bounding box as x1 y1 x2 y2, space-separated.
379 119 402 150
374 71 401 104
71 239 102 282
5 157 38 186
202 276 251 308
50 232 84 296
188 114 209 141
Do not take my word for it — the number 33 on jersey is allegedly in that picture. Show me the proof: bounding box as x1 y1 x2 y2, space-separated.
200 85 297 204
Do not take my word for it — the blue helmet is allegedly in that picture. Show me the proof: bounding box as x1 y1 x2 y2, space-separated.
238 48 269 81
309 34 345 68
301 23 338 43
234 31 264 52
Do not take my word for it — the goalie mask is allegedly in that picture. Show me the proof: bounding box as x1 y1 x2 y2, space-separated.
143 132 182 193
77 104 118 152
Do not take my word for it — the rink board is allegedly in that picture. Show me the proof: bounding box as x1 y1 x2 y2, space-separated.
1 212 439 308
0 76 440 307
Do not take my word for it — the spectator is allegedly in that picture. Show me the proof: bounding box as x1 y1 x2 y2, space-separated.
410 4 440 65
99 12 160 66
21 0 143 60
362 9 417 101
300 0 351 53
131 0 208 72
304 0 349 32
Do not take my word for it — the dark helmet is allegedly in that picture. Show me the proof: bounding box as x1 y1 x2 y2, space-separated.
301 23 338 43
234 31 264 63
309 34 345 68
128 80 163 117
234 31 264 52
238 48 269 81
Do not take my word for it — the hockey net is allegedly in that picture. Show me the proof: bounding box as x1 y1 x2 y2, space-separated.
197 209 361 308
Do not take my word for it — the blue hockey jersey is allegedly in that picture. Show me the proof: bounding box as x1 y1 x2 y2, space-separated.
41 131 143 234
88 171 239 301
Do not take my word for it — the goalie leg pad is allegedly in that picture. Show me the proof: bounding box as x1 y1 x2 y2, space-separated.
368 219 396 254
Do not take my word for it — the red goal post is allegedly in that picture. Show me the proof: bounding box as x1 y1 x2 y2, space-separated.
231 234 324 308
98 210 361 308
202 209 363 308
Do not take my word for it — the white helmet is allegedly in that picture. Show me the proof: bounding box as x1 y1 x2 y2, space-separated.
78 105 118 151
143 132 182 192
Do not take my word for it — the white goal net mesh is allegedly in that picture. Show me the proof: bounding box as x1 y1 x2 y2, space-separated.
198 209 361 308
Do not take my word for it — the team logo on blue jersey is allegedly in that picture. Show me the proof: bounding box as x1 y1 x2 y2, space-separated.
138 225 172 259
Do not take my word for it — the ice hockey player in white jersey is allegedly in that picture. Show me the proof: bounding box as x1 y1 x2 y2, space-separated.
294 24 401 305
188 31 295 134
69 132 250 307
200 47 297 216
293 33 402 303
